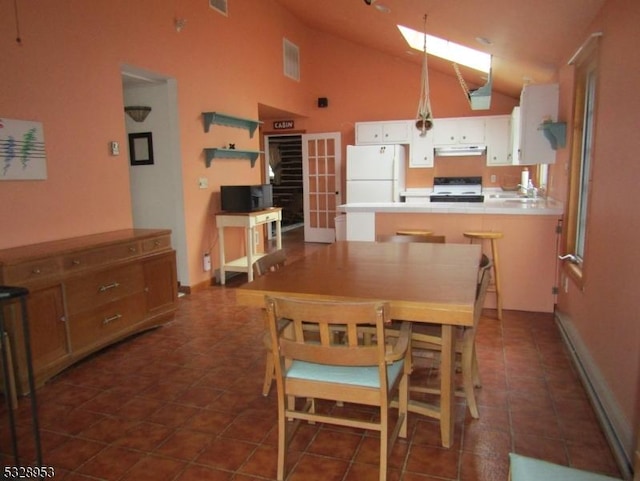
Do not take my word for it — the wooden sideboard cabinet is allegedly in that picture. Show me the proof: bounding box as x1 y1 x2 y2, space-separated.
0 229 178 394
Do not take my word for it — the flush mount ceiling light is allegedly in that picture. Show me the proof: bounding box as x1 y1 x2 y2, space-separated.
475 36 493 46
124 106 152 122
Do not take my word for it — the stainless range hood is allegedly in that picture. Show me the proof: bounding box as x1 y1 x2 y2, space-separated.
434 145 487 157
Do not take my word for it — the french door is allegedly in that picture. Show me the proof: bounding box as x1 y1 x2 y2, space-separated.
301 133 342 243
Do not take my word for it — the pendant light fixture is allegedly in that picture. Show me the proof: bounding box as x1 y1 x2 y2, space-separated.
415 14 433 136
124 106 152 123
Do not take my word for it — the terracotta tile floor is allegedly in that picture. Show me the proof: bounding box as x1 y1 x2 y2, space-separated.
1 228 621 480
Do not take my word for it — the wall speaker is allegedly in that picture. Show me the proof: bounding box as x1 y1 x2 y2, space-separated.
317 97 328 108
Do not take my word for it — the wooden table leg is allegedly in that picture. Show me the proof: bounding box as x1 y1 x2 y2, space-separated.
440 324 455 448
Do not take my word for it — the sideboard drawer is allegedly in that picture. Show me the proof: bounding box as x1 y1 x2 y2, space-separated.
4 258 62 284
69 292 147 352
141 235 171 253
65 263 145 316
63 242 139 273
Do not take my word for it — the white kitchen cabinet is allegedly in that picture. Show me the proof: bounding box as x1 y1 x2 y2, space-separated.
433 117 485 146
485 115 512 166
512 83 559 164
409 123 435 168
355 120 411 145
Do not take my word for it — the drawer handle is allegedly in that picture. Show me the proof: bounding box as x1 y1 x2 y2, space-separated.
154 240 161 246
72 259 81 266
129 247 137 253
103 314 122 325
31 268 42 275
98 281 120 293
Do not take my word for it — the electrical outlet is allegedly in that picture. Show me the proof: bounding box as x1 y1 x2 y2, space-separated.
490 174 497 183
198 177 209 189
254 231 260 246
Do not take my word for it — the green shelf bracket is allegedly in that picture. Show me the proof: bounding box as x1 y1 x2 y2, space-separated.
539 121 567 150
202 112 263 137
204 148 262 168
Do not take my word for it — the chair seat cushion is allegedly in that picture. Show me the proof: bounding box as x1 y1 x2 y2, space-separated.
287 359 405 388
509 453 621 481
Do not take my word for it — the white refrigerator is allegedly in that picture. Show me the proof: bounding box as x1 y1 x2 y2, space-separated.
346 145 406 202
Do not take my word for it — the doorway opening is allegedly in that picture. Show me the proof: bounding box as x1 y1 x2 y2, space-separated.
265 134 304 232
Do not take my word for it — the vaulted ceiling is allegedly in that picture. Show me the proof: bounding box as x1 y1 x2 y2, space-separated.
273 0 605 99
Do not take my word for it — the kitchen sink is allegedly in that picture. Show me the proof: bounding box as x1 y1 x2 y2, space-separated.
488 193 520 199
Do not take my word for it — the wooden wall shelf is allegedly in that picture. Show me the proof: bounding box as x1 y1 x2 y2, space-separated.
202 112 262 137
204 148 262 167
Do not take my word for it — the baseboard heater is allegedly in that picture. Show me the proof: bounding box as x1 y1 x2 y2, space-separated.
555 311 633 479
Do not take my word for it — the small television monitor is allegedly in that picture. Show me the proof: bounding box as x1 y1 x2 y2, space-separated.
220 184 273 213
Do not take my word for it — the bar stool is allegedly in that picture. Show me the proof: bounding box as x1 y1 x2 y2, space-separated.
463 231 503 320
396 229 434 236
0 285 42 467
0 331 18 409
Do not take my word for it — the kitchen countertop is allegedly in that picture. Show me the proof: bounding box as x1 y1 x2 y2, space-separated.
339 189 564 216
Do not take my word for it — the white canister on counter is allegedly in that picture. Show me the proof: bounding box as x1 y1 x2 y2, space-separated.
521 168 529 189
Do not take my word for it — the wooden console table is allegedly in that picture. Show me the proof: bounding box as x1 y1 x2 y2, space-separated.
215 208 282 285
0 229 178 394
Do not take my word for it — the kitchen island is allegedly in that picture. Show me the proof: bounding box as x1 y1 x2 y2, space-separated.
338 195 563 313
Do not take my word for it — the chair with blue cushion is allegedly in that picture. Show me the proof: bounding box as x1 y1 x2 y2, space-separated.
264 295 411 481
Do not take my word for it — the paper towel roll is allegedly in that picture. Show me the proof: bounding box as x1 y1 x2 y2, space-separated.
521 168 529 188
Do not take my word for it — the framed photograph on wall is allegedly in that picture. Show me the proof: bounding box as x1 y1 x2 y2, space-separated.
128 132 154 166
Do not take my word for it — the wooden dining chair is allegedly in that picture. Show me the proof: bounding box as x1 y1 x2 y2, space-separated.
253 249 287 396
409 256 492 419
264 295 411 481
376 234 446 243
253 249 287 277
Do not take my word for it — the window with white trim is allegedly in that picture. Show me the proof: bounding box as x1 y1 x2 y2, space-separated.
565 37 599 286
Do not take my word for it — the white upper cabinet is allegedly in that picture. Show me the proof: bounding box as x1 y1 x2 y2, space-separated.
355 120 411 145
433 117 485 145
409 124 435 168
512 83 559 164
485 115 512 165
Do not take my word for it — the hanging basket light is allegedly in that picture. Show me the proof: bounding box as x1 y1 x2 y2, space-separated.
124 106 152 122
415 14 433 136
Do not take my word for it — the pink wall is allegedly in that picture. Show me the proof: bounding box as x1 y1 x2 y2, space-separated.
553 0 640 456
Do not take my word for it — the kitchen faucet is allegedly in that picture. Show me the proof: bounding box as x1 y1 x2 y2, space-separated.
518 180 538 198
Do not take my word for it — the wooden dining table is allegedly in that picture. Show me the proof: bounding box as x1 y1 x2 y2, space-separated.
235 240 482 448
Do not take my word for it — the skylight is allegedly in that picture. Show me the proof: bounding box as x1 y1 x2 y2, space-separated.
397 25 491 73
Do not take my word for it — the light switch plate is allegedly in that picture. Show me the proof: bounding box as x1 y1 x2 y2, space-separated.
198 177 209 189
110 141 120 156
